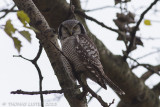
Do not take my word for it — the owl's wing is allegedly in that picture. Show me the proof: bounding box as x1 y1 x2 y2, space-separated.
61 55 76 81
75 34 125 95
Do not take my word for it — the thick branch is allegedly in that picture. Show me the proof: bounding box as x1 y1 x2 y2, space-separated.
13 0 87 107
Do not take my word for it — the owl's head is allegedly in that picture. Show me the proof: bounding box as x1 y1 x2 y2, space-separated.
58 19 86 40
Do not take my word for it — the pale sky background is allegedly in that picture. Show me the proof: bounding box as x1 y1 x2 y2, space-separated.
0 0 160 107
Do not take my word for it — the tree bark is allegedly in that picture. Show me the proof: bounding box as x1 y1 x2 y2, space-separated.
13 0 160 107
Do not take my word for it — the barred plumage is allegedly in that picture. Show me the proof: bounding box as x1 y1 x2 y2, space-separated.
58 19 125 95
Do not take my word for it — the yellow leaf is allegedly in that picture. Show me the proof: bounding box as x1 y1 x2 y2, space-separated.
144 19 151 25
4 19 16 37
17 10 30 26
12 37 22 52
19 30 31 43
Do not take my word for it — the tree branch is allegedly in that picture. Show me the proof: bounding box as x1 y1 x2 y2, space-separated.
11 89 63 95
77 78 109 107
124 0 159 60
13 0 87 107
85 6 119 12
13 43 44 107
129 56 160 76
141 65 160 81
88 87 102 103
75 10 123 35
136 49 160 60
0 5 16 19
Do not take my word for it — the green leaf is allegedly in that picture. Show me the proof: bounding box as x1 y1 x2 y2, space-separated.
144 19 151 25
19 30 31 43
17 10 30 26
25 26 39 33
12 37 22 52
4 19 16 37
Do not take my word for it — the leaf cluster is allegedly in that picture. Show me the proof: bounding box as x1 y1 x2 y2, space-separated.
4 11 38 52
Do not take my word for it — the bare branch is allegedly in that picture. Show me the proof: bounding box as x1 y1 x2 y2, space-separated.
13 55 31 61
108 99 115 107
128 56 160 76
75 10 126 39
77 79 109 107
88 87 102 103
11 89 63 95
0 9 17 12
141 65 160 81
0 5 16 19
33 42 43 61
136 49 160 60
85 6 119 12
142 37 160 40
124 0 159 60
13 43 44 107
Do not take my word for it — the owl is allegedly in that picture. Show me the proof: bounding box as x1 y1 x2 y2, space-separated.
58 19 125 95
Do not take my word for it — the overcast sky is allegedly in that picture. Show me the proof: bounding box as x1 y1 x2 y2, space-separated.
0 0 160 107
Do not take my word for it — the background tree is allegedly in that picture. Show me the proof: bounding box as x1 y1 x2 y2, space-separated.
0 0 160 107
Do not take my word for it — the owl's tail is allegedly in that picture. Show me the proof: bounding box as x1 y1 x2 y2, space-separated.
103 75 125 95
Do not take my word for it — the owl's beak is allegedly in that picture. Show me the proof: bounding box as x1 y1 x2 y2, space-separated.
68 30 73 36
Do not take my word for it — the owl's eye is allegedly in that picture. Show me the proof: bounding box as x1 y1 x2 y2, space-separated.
73 25 79 31
63 26 68 32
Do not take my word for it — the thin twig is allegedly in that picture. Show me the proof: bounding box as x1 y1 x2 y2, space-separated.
108 99 115 107
0 9 17 12
13 55 31 61
78 78 109 107
124 0 159 60
141 65 160 81
85 6 119 12
142 37 160 40
0 5 16 19
11 89 63 95
88 87 102 103
13 43 44 107
136 49 160 60
128 56 160 76
75 10 126 38
75 10 129 48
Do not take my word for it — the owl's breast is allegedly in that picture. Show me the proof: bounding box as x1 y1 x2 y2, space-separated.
61 36 86 72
